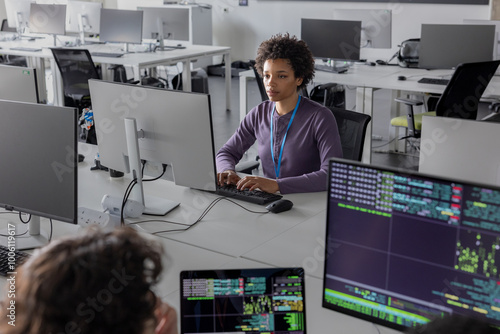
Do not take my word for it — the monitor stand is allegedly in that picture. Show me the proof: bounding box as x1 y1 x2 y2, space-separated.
0 215 49 250
315 59 350 73
123 118 179 216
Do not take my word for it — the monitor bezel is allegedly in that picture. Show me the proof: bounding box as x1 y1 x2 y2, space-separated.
98 8 144 45
89 79 218 192
28 3 67 35
180 267 307 334
0 99 78 225
323 157 500 331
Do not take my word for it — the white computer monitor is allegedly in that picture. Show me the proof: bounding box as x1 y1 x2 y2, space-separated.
4 0 35 34
419 116 500 186
99 8 143 46
66 0 101 41
0 99 78 250
89 80 217 216
139 6 190 48
28 3 66 36
333 9 392 48
0 65 39 103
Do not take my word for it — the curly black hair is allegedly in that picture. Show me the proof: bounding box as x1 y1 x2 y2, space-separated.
0 227 164 334
255 33 315 90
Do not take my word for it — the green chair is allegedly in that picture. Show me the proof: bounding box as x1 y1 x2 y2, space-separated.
390 60 500 139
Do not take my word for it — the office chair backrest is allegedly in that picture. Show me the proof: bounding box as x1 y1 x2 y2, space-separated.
435 60 500 119
51 48 100 91
1 19 16 33
329 107 371 161
249 60 269 102
310 83 345 109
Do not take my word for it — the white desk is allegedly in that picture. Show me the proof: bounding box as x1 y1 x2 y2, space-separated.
0 142 400 333
0 38 232 110
240 64 500 163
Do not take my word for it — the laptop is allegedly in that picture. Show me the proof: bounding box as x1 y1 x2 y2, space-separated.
180 267 306 333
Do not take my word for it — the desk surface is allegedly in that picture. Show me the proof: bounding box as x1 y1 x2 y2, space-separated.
0 142 401 334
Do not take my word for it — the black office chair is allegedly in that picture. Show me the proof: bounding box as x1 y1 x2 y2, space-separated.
310 83 345 109
51 48 101 144
390 60 500 139
329 107 372 161
51 48 100 111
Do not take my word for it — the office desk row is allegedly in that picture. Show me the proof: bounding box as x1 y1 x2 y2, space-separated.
240 63 500 163
0 142 400 334
0 36 232 110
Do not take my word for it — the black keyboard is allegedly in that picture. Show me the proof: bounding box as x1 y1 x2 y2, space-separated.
216 184 282 205
0 245 30 276
9 47 42 52
418 77 450 85
91 52 124 58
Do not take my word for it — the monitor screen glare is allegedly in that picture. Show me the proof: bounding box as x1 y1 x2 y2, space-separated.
324 158 500 331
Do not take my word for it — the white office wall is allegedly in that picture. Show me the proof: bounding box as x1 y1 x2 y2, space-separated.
0 0 490 61
102 0 490 61
203 0 490 61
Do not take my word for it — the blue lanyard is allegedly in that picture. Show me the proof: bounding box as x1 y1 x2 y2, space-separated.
270 95 301 179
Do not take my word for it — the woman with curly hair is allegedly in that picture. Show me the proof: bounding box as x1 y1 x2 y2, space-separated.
216 33 342 194
0 227 177 334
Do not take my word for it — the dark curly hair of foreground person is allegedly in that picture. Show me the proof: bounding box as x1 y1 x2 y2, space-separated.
0 227 177 334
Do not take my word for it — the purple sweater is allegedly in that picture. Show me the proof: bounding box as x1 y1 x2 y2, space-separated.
216 97 342 194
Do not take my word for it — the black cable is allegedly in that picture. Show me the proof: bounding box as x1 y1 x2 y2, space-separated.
131 197 269 235
48 219 53 242
121 178 139 226
143 164 167 182
19 212 31 224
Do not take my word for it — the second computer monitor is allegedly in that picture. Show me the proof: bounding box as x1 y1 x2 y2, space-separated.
99 8 143 44
140 6 190 43
89 80 217 192
418 24 495 69
28 3 66 35
301 18 361 61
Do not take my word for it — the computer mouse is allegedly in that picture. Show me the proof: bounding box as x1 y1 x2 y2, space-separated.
367 62 376 66
266 199 293 213
376 60 387 65
398 75 407 81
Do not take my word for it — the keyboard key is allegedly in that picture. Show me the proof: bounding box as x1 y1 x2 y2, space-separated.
0 245 30 276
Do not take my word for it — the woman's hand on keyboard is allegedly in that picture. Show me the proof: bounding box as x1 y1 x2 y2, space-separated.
236 176 279 194
218 170 241 186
